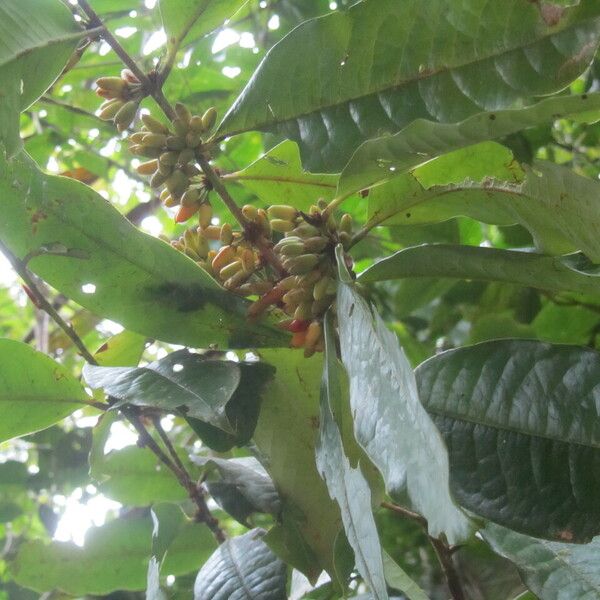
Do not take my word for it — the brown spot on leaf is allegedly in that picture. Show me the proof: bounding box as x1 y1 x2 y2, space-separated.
556 529 574 542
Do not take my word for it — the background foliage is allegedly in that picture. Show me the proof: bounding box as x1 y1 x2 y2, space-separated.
1 0 600 599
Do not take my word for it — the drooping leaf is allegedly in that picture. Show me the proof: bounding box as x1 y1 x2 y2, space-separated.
83 350 241 431
186 360 275 451
359 245 600 297
316 314 388 600
335 247 469 544
483 524 600 600
193 528 286 600
254 349 343 581
11 514 217 595
94 330 147 367
0 151 287 349
416 339 600 542
0 339 88 443
366 161 600 260
223 141 337 209
382 552 429 600
217 0 600 172
339 92 600 195
0 0 82 156
192 456 280 526
160 0 248 50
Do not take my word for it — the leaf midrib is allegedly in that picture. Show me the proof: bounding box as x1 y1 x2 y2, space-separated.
220 9 600 136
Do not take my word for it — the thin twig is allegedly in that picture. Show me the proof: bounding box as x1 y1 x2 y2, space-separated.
0 239 225 541
152 415 189 477
382 502 465 600
40 96 107 124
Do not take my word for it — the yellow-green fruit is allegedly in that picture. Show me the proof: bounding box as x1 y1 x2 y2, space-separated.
340 213 353 234
339 231 352 249
212 245 236 271
219 260 243 281
285 254 320 275
159 151 179 167
166 136 186 151
293 302 312 321
220 223 233 245
141 113 170 134
178 148 195 164
181 188 201 207
242 204 258 221
224 269 250 290
270 219 295 233
157 161 173 176
186 132 202 148
274 236 303 250
201 107 217 131
313 276 333 301
277 241 305 257
166 170 188 197
98 99 124 120
267 204 298 221
173 118 188 137
292 223 320 238
150 170 169 188
303 236 329 253
114 100 138 131
278 275 299 291
240 249 256 272
256 209 271 236
283 288 308 307
175 102 192 125
96 76 126 94
136 159 158 176
142 133 167 148
189 115 205 133
132 145 161 158
199 203 213 229
183 164 201 177
129 131 146 144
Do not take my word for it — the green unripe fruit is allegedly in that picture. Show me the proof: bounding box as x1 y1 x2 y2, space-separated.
96 76 126 94
292 223 320 238
178 148 195 164
181 188 201 207
166 170 188 197
339 213 353 234
175 102 192 125
278 241 305 257
114 100 138 131
142 133 168 148
166 136 186 151
285 254 320 275
270 219 295 233
173 118 188 137
150 170 169 188
219 260 243 281
303 236 329 253
141 113 170 134
98 99 124 120
136 159 158 176
189 115 205 133
186 131 202 148
201 107 217 131
159 151 179 167
267 204 298 221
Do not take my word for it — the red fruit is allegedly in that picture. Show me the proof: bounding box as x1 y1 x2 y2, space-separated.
175 204 199 223
288 319 310 333
291 331 307 348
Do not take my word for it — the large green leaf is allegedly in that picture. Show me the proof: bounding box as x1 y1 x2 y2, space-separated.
217 0 600 172
193 528 286 600
160 0 248 50
0 339 87 443
254 349 343 581
0 0 82 155
483 524 600 600
316 315 388 600
83 350 241 431
359 245 600 297
335 247 469 544
416 339 600 542
365 160 600 260
0 151 286 349
11 513 217 595
222 141 337 209
339 92 600 195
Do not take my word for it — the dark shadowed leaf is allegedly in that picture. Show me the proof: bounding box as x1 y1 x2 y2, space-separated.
416 339 600 542
194 528 286 600
218 0 600 171
83 350 241 431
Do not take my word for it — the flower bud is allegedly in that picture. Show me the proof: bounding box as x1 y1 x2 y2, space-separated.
159 151 179 167
201 107 217 131
173 118 188 137
96 76 126 95
142 133 168 148
186 131 202 148
340 213 353 234
178 148 195 164
150 170 169 188
165 170 188 197
142 113 170 134
166 136 186 151
175 102 192 125
121 69 140 84
303 236 329 253
277 241 305 257
98 99 124 120
285 254 320 275
114 100 138 131
189 115 205 133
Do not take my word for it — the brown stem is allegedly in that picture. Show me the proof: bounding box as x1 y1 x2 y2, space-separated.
0 239 224 541
382 502 465 600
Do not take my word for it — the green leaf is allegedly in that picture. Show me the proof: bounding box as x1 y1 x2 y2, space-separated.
160 0 248 49
339 92 600 195
359 245 600 297
336 247 469 544
11 513 217 595
0 151 287 349
0 339 87 443
483 524 600 600
255 349 343 581
416 339 600 542
93 446 189 505
192 456 281 526
382 551 429 600
366 160 600 260
0 0 83 156
193 528 287 600
316 315 388 600
223 141 337 210
217 0 600 172
83 350 240 431
94 330 147 367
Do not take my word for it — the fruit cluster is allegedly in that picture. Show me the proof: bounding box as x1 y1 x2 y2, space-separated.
170 200 353 357
131 103 217 223
96 70 144 131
